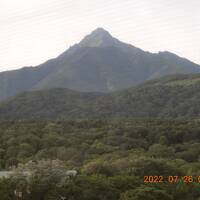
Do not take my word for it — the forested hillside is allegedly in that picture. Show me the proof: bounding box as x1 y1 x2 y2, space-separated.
1 74 200 120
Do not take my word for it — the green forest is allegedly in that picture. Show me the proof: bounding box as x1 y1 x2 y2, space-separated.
1 74 200 120
1 119 200 199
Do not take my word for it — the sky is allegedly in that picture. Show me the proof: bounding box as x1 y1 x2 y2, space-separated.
0 0 200 72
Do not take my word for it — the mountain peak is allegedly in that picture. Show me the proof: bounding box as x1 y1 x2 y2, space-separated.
91 27 111 35
79 28 118 47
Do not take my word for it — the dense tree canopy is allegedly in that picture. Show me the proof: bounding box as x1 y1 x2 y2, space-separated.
0 119 200 199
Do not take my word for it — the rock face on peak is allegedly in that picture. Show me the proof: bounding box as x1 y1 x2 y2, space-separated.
79 28 119 47
0 28 200 100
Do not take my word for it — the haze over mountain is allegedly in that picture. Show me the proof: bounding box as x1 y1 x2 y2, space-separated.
1 73 200 120
0 28 200 100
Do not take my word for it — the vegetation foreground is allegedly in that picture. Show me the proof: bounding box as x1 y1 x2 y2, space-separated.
1 119 200 199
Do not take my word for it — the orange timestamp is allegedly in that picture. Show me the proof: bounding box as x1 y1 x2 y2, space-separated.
144 176 200 183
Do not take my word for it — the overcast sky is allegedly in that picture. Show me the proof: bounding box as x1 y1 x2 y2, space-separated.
0 0 199 72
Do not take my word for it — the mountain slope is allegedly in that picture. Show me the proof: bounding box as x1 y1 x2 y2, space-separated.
1 74 200 120
0 28 200 100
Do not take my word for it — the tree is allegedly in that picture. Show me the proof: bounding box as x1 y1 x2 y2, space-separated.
148 144 175 158
120 188 172 200
11 160 70 199
0 178 13 200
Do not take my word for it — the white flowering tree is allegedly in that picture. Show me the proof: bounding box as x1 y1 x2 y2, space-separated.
11 160 73 199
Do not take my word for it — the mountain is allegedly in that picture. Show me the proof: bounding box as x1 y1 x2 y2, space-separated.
1 73 200 120
0 28 200 100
